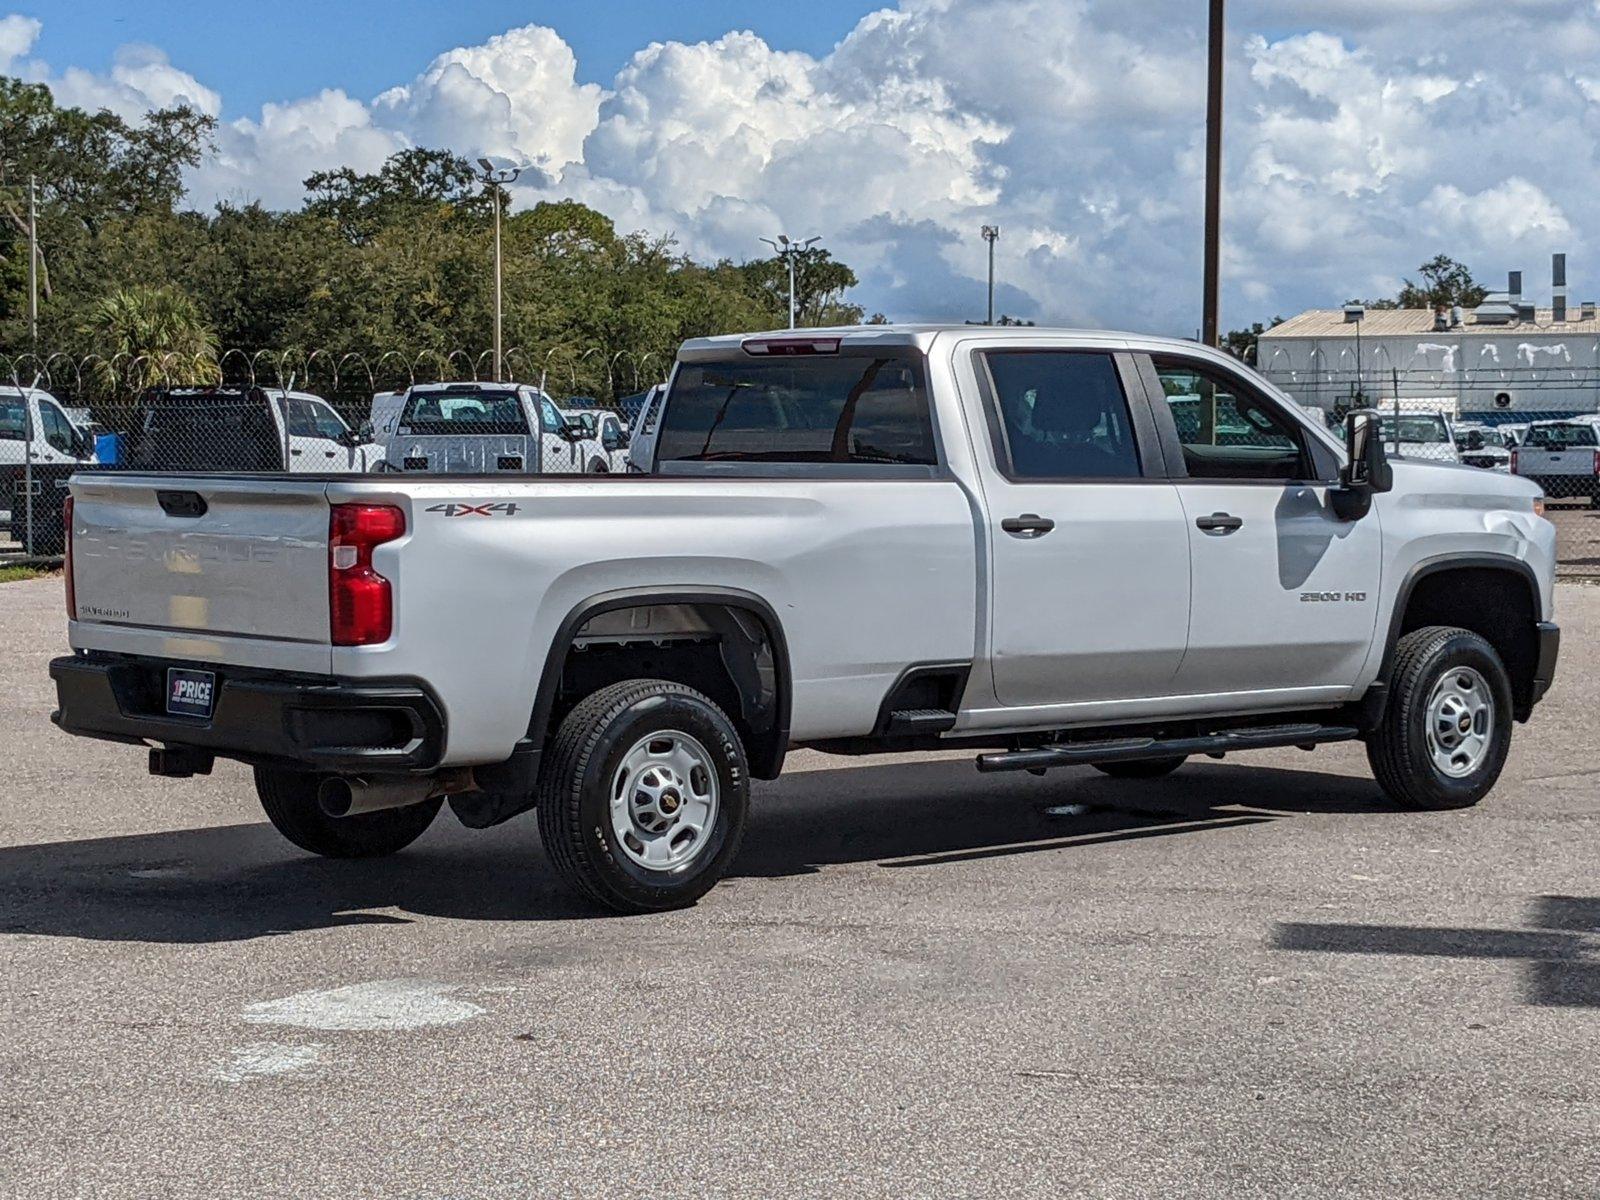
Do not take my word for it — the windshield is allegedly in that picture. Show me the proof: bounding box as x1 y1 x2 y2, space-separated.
655 353 936 465
400 389 529 436
1379 415 1450 444
1527 423 1598 448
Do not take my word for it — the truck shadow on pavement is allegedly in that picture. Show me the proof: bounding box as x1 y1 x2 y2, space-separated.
0 758 1395 944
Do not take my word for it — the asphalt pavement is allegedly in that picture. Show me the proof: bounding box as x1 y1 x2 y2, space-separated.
2 575 1597 1198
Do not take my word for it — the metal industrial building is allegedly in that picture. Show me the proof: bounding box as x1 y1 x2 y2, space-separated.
1257 257 1600 418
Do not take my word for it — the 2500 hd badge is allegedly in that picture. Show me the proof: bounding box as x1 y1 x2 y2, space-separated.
1300 591 1368 603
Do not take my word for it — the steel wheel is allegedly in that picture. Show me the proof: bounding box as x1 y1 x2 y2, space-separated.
1424 666 1494 778
609 731 721 871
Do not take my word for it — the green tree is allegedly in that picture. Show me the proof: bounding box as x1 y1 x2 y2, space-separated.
83 285 219 391
1397 254 1487 309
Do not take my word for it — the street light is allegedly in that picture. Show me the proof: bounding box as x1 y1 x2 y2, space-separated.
760 234 821 329
477 156 528 381
981 225 1000 325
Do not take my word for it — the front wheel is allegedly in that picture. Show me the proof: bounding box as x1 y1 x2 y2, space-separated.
537 679 749 913
1365 626 1513 810
254 767 441 857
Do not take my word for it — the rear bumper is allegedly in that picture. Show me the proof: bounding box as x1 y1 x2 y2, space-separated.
50 652 445 773
1529 621 1560 711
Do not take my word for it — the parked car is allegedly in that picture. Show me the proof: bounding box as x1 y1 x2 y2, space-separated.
381 383 606 474
52 326 1558 914
1456 422 1513 472
1511 419 1600 506
125 387 381 474
1378 412 1459 462
1 386 98 553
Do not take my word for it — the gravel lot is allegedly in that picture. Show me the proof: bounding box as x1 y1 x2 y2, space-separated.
2 575 1597 1199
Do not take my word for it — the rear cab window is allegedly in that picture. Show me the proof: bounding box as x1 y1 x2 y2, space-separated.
655 350 937 471
401 388 529 436
1527 423 1598 448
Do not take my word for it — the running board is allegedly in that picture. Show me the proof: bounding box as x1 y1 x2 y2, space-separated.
975 723 1361 775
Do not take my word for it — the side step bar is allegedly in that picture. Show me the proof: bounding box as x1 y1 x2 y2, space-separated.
976 722 1361 775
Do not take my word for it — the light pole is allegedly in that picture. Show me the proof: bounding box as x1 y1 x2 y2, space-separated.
981 225 1000 324
1201 0 1225 347
27 174 38 346
760 234 821 329
476 157 528 381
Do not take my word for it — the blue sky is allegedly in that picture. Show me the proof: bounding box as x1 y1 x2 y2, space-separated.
13 1 1593 331
35 0 880 116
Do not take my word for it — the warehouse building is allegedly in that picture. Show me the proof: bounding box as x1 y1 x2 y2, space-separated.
1257 256 1600 418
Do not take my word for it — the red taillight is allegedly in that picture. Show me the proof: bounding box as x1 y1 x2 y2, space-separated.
63 494 75 621
1509 448 1518 474
1593 449 1600 476
329 503 405 646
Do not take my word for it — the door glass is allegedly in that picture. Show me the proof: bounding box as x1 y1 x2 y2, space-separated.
1154 360 1309 481
309 401 348 439
0 395 24 440
980 351 1140 479
41 403 75 453
283 398 322 438
540 399 563 434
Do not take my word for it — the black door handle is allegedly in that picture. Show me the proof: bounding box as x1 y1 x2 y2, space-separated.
1195 512 1243 533
1001 514 1056 537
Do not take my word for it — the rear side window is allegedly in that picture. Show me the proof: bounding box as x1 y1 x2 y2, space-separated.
0 395 24 440
980 351 1141 480
655 354 936 466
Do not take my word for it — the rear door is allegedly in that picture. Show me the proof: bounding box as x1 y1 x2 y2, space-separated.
1139 354 1381 698
966 347 1191 707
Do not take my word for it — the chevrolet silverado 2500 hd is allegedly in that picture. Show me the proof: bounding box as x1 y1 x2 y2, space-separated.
51 327 1560 913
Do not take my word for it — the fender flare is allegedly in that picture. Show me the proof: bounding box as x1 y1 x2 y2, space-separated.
525 586 792 778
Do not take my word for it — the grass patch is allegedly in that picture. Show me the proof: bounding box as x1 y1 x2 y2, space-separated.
0 565 57 583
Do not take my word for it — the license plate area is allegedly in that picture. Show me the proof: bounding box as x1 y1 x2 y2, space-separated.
166 668 217 719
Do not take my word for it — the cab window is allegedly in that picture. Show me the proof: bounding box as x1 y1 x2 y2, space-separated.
539 398 563 434
40 402 76 454
1153 358 1311 481
980 350 1141 480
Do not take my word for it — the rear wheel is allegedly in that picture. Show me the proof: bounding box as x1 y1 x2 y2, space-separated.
254 767 441 857
1092 756 1187 780
587 458 609 473
1365 626 1513 810
537 679 749 913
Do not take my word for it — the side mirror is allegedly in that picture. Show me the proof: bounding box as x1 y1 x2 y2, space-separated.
561 417 588 442
1332 409 1393 521
336 429 362 448
603 426 628 452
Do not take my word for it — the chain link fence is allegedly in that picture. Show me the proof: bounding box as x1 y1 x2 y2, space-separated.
4 349 1599 577
1 347 666 561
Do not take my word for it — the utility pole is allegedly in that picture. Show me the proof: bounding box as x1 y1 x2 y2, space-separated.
27 174 38 345
1201 0 1225 347
761 235 822 329
981 225 1000 324
475 158 527 381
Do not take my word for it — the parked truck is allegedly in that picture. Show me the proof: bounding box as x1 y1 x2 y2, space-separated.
50 327 1559 912
1511 419 1600 506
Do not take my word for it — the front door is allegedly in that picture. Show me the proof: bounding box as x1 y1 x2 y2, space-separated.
973 348 1191 708
1144 355 1382 698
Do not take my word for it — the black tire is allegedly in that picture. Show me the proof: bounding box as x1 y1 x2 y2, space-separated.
253 767 442 858
537 679 749 914
587 458 609 473
1365 626 1513 811
1092 755 1188 780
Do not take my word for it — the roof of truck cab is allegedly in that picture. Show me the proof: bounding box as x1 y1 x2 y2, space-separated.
678 325 1217 356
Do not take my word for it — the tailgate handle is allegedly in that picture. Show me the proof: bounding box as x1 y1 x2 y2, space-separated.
156 490 208 519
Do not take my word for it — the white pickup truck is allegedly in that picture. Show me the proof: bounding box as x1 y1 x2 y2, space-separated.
1511 419 1600 506
51 326 1560 913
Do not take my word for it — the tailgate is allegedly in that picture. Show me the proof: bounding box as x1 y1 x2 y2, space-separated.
387 435 537 474
71 474 331 643
1522 450 1589 475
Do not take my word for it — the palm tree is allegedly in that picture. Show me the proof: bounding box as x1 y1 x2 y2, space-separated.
83 286 220 394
